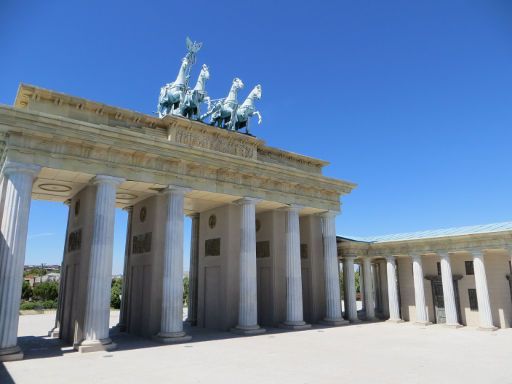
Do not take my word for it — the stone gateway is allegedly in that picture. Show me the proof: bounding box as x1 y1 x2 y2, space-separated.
0 84 355 361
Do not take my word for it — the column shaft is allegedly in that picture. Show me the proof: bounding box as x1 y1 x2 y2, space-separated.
386 256 402 322
321 212 346 325
472 250 495 329
282 206 308 328
81 175 123 351
233 198 263 334
157 187 191 342
411 254 429 324
118 206 133 331
343 257 358 322
0 162 40 361
50 200 71 338
362 258 375 320
439 253 460 327
187 213 200 325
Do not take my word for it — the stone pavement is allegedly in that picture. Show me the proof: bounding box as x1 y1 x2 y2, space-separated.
1 312 511 384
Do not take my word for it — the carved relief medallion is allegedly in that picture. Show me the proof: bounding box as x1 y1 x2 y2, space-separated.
208 214 216 229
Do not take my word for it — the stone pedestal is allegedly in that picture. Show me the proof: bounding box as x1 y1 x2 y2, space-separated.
343 256 360 323
186 213 200 326
77 175 124 353
472 250 497 331
362 257 376 320
411 254 431 325
320 212 348 326
439 253 461 328
385 256 403 323
155 187 192 344
232 198 265 335
280 205 310 330
0 162 40 362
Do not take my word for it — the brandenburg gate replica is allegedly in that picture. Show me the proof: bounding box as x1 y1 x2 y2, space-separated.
0 39 355 361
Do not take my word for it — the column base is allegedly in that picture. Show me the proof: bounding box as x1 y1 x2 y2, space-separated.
414 320 433 326
386 318 404 324
48 327 60 338
443 323 463 329
0 345 24 362
75 338 117 353
279 321 312 330
478 325 498 332
115 323 127 333
320 318 350 326
153 331 192 344
230 325 266 336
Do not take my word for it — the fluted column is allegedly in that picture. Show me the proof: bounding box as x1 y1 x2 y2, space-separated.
362 257 376 320
49 199 71 338
320 211 347 326
156 186 191 343
78 175 124 352
439 252 461 327
343 256 359 322
385 256 402 322
186 213 200 325
117 206 133 332
472 250 496 330
281 205 310 329
0 162 40 362
411 254 430 325
232 197 264 334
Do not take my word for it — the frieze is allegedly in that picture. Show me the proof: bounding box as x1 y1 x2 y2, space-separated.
132 232 152 254
168 126 256 159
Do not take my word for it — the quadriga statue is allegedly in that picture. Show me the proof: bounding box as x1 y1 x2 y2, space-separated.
234 84 262 134
178 64 210 119
202 77 244 130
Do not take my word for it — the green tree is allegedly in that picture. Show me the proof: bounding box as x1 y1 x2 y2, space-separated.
21 280 33 300
111 278 122 309
183 276 189 306
32 281 58 301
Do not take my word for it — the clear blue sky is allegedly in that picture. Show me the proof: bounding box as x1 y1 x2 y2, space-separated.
1 1 511 274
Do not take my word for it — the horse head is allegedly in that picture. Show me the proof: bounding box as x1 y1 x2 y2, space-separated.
232 77 244 91
249 84 262 100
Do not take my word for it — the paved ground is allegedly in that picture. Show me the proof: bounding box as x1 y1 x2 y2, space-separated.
1 312 511 384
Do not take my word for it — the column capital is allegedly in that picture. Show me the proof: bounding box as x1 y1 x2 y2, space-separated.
342 254 357 261
186 212 200 219
63 199 72 207
317 210 340 219
123 206 133 213
385 255 396 262
91 174 125 186
278 204 303 213
161 185 191 195
410 253 423 262
438 251 452 260
469 249 485 258
2 161 41 177
235 197 261 206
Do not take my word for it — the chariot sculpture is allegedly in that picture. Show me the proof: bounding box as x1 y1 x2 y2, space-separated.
157 37 262 135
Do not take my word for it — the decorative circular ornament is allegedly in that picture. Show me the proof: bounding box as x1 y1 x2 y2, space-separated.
208 214 216 229
140 207 147 222
74 200 80 216
116 192 137 201
38 183 72 192
256 219 261 232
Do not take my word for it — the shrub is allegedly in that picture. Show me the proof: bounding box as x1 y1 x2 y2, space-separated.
33 281 58 301
111 278 122 309
21 280 33 300
20 301 37 310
